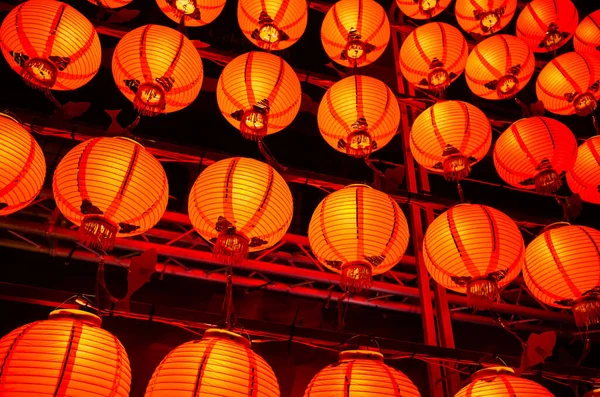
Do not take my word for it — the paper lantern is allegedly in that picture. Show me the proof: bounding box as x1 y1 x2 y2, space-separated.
0 0 101 91
155 0 226 27
112 24 203 116
410 101 491 181
216 52 301 140
317 75 400 158
395 0 451 20
567 136 600 204
574 10 600 53
524 223 600 328
0 113 45 216
455 367 554 397
465 35 535 100
53 137 169 252
238 0 308 50
516 0 578 53
146 328 280 397
493 117 578 194
423 204 524 309
585 389 600 397
536 52 600 117
321 0 390 68
88 0 133 8
188 157 293 264
304 350 421 397
0 309 131 396
308 184 409 293
455 0 517 36
399 22 468 91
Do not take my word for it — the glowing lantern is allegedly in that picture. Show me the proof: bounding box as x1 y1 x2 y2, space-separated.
524 223 600 328
303 350 421 397
399 22 468 91
465 35 535 100
308 185 410 293
516 0 578 53
146 328 280 397
88 0 133 8
395 0 451 20
321 0 390 68
0 309 131 396
188 157 293 264
536 52 600 117
455 367 554 397
455 0 517 36
493 117 578 194
155 0 226 27
0 113 45 216
112 24 203 116
574 10 600 53
53 137 169 252
567 136 600 204
238 0 308 50
410 101 491 181
586 390 600 397
216 52 301 140
317 75 400 158
0 0 101 91
423 204 524 309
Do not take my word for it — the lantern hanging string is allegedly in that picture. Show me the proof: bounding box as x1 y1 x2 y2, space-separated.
223 265 236 331
364 157 385 179
337 291 350 331
258 138 287 171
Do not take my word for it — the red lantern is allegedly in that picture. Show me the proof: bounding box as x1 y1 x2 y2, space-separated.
466 35 535 100
112 24 203 116
567 136 600 204
455 367 555 397
395 0 451 20
493 117 578 194
399 22 468 91
155 0 227 27
0 0 101 91
516 0 578 53
455 0 517 36
88 0 132 8
574 10 600 54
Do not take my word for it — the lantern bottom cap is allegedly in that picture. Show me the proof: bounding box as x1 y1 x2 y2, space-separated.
534 169 562 194
470 366 515 382
345 130 373 158
341 261 373 293
213 232 249 264
21 58 57 90
442 153 471 181
466 278 499 310
49 309 102 327
79 215 118 252
203 328 251 348
134 83 166 116
573 297 600 328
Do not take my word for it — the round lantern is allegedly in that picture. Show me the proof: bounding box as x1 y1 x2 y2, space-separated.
567 136 600 204
399 22 468 91
0 0 101 91
524 223 600 328
574 10 600 53
53 137 169 252
321 0 390 68
516 0 578 53
0 113 46 216
493 117 578 194
395 0 451 20
216 52 301 140
455 0 517 36
145 328 280 397
536 52 600 117
423 204 524 309
0 309 131 396
88 0 132 8
308 185 410 293
466 35 535 100
410 101 491 181
455 367 554 397
188 157 293 264
155 0 226 27
303 350 421 397
112 24 203 116
238 0 308 50
585 389 600 397
317 75 400 158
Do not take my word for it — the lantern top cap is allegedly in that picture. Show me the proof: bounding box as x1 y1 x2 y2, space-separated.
469 366 515 382
540 222 571 234
115 136 145 147
204 328 251 348
344 184 373 190
49 309 102 327
339 349 384 362
0 112 20 125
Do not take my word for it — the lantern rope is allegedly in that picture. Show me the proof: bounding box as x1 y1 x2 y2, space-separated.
258 139 287 172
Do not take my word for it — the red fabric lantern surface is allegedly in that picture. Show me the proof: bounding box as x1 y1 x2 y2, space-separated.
455 0 517 36
0 309 131 396
399 22 468 91
112 24 203 116
321 0 390 68
516 0 578 53
88 0 132 8
155 0 226 27
395 0 451 20
423 204 524 309
536 52 600 117
524 223 600 328
567 136 600 204
455 367 555 397
493 117 578 194
304 350 421 397
238 0 308 50
0 113 46 216
410 100 492 181
574 10 600 54
145 329 280 397
466 35 535 100
0 0 101 91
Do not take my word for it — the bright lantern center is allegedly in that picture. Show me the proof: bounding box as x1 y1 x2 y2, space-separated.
348 131 371 151
428 68 448 88
497 75 518 97
481 12 500 30
175 0 196 15
244 112 266 131
259 24 280 43
574 92 597 116
346 42 365 60
25 59 57 86
420 0 437 11
544 32 564 48
138 85 164 106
